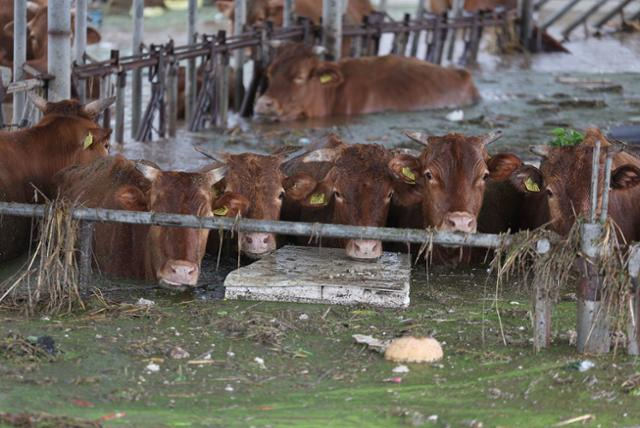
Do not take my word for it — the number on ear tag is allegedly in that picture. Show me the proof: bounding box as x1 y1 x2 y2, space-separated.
309 193 326 205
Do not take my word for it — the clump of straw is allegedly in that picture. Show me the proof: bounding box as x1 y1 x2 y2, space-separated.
0 199 84 315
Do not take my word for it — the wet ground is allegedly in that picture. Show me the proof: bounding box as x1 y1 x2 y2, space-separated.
2 5 640 427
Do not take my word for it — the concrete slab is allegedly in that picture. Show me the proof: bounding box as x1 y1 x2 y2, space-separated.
224 246 410 308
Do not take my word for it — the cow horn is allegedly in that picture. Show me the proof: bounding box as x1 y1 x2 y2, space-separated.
194 146 227 164
83 96 116 116
268 40 284 49
202 165 228 184
404 130 429 146
301 148 339 163
481 130 503 145
311 46 327 56
530 145 551 158
28 92 48 112
26 1 41 14
135 161 161 182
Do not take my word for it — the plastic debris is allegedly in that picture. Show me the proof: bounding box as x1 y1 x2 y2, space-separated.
136 298 155 307
167 346 190 360
145 363 160 373
224 384 234 392
299 313 309 321
578 360 595 372
392 365 410 374
254 357 266 369
446 110 464 122
382 377 403 383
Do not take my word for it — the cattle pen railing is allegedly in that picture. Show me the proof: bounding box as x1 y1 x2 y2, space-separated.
69 8 515 143
1 197 639 358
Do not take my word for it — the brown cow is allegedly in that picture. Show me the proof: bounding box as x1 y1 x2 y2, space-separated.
0 94 114 262
56 155 226 290
281 136 424 260
198 149 311 258
510 128 640 241
215 0 374 28
254 43 479 121
391 131 521 233
429 0 516 14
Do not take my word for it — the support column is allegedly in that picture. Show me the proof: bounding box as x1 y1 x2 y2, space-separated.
48 0 72 101
12 0 27 122
131 0 144 138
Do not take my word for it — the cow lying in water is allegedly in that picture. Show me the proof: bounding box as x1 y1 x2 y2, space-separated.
510 128 640 242
254 43 479 121
56 155 226 290
0 94 114 262
281 136 426 260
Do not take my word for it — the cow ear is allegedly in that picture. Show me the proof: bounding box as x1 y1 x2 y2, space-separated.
213 192 249 217
135 162 162 182
388 154 421 185
509 165 543 193
116 186 147 211
283 172 317 201
612 164 640 190
216 0 235 18
487 153 523 181
314 64 343 87
87 27 101 45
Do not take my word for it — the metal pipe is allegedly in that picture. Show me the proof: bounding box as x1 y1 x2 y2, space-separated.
533 238 552 352
410 0 426 56
519 0 534 49
115 72 126 143
0 201 514 248
167 63 178 137
12 0 27 123
589 139 602 223
599 149 614 223
323 0 343 61
445 0 464 61
131 0 144 138
539 0 581 31
185 0 197 123
233 0 246 112
593 0 635 29
283 0 294 28
562 0 608 40
48 0 72 101
78 221 94 288
533 0 552 11
75 0 88 102
628 244 640 355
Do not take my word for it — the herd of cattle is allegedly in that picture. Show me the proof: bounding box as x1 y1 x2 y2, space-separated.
1 0 639 292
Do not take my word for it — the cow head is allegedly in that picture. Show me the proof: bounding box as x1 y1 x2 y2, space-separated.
4 5 101 60
510 128 640 235
127 163 227 290
400 130 520 233
199 150 310 259
284 140 421 260
216 0 285 27
255 43 342 121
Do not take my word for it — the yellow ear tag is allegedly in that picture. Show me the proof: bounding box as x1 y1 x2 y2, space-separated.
319 73 333 84
524 177 540 192
213 206 229 216
401 166 416 183
309 192 326 205
83 132 93 150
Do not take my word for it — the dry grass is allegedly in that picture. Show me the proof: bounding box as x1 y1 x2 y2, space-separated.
0 199 84 315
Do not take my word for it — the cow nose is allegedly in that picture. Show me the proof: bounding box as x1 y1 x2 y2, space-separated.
242 233 276 258
158 260 200 289
442 211 477 233
346 239 382 261
254 96 278 115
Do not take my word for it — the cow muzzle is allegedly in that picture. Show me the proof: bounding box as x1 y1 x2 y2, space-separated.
440 211 477 233
157 260 200 291
241 233 277 259
346 239 382 261
254 96 281 119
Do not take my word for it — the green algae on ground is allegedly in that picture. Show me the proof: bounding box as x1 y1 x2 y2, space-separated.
1 267 639 427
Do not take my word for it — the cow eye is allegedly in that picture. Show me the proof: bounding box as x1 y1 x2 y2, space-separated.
335 191 343 199
482 171 490 181
546 188 553 198
278 191 285 200
424 170 433 180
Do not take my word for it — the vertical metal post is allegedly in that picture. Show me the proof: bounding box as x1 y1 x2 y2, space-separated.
48 0 72 101
75 0 88 102
115 72 126 143
186 0 197 123
233 0 246 112
167 62 178 137
216 32 229 128
533 239 551 352
12 0 27 122
628 245 640 355
589 139 602 223
283 0 294 27
410 0 426 57
323 0 343 61
445 0 464 62
131 0 144 138
379 0 387 12
78 221 94 288
520 0 534 50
